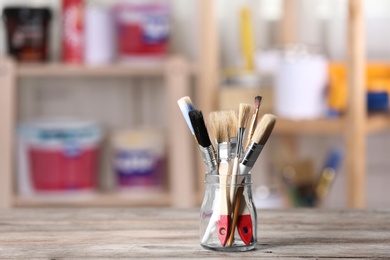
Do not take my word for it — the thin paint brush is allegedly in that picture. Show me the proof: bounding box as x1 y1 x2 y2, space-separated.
228 103 252 246
177 96 196 137
245 96 262 149
189 110 218 175
232 114 276 245
230 103 251 202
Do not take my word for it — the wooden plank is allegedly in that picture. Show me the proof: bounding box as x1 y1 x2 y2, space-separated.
0 208 389 258
165 56 196 208
17 61 198 77
14 191 170 207
196 0 220 204
279 0 298 45
0 57 16 208
365 113 390 133
275 118 344 135
346 0 366 208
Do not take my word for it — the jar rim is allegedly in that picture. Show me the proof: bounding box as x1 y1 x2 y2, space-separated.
204 174 252 185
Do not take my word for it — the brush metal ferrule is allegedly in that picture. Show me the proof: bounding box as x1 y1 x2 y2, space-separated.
230 137 237 158
236 128 245 156
199 145 218 175
217 142 231 163
239 141 264 175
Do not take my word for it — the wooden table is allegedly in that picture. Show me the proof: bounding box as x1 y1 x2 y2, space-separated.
0 208 389 259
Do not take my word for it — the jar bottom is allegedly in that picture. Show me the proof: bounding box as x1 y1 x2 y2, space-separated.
201 243 256 252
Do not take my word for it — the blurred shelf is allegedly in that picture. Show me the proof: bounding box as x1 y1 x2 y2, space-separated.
17 60 198 78
274 114 390 135
14 190 170 207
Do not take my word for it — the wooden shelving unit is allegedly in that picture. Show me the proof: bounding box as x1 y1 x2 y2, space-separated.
202 0 379 208
0 55 197 208
0 0 382 209
276 0 370 208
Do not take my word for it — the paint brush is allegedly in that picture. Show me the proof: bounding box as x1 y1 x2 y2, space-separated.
208 111 234 247
230 103 251 201
245 96 262 149
189 110 218 175
232 114 276 245
228 103 252 246
177 96 196 137
239 114 276 175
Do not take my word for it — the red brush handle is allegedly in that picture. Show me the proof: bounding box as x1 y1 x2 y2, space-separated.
217 215 230 247
237 214 253 245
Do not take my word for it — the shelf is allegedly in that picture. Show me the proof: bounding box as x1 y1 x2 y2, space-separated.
17 60 197 77
14 190 170 207
274 114 390 135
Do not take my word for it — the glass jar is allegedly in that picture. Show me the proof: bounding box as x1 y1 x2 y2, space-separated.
200 174 257 251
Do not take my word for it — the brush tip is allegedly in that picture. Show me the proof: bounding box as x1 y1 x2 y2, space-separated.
189 110 212 148
238 103 252 128
177 96 195 110
254 96 262 109
177 96 196 135
209 111 231 143
251 114 276 145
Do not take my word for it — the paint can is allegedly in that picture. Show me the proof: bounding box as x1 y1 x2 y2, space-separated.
112 129 165 189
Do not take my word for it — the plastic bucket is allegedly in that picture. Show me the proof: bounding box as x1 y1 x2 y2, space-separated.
19 119 102 191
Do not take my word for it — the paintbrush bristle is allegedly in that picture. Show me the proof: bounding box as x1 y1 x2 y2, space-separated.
238 103 252 129
228 110 238 138
189 110 212 148
208 111 231 143
177 96 196 135
254 96 262 110
251 114 276 145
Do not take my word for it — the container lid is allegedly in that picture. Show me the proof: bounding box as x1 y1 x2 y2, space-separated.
2 6 52 20
19 118 102 144
112 128 165 151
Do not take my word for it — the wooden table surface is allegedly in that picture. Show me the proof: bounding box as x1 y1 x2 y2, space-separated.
0 208 389 259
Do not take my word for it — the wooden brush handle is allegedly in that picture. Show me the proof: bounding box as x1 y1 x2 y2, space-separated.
218 163 231 215
230 158 239 203
227 185 244 246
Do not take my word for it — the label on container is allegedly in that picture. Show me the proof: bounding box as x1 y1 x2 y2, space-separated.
62 0 84 62
114 149 163 187
115 3 169 58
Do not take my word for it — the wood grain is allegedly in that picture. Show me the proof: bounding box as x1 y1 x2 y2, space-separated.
17 62 198 77
346 0 366 208
0 57 16 208
0 208 389 259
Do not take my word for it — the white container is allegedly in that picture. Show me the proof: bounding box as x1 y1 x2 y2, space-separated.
85 6 114 65
274 54 328 119
112 128 165 189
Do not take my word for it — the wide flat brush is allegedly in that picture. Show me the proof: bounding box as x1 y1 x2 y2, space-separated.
177 96 196 137
228 103 251 246
209 111 233 247
245 96 262 149
189 110 218 175
239 114 276 175
235 114 276 244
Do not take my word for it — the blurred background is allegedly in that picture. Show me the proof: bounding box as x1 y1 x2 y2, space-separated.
1 0 389 209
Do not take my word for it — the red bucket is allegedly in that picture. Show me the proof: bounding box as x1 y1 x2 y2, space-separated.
113 1 170 62
19 119 102 192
